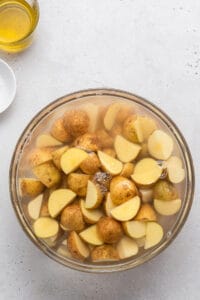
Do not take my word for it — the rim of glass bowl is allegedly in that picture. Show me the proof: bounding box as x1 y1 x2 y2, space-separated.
9 88 195 273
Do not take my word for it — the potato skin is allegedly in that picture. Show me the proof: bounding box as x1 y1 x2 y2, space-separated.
123 115 139 143
153 180 178 201
33 161 61 188
134 204 157 222
67 173 90 197
110 176 137 205
28 147 53 167
51 146 69 169
96 129 113 148
63 110 89 138
80 152 101 175
60 203 85 231
91 245 119 262
67 231 88 260
51 118 72 142
97 217 123 243
74 133 99 152
120 163 134 178
19 178 45 197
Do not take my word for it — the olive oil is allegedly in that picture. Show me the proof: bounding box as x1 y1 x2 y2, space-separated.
0 0 39 52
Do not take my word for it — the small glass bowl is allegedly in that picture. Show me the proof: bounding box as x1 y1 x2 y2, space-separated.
9 89 195 273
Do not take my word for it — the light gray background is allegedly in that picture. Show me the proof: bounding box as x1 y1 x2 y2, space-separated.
0 0 199 299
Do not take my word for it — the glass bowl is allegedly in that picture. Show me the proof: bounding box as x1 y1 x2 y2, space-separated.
9 88 195 273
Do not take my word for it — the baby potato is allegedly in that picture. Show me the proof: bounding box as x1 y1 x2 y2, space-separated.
67 173 90 197
120 163 134 178
80 152 101 175
63 110 89 138
103 148 116 158
60 203 85 231
153 180 178 201
110 176 137 205
93 172 112 191
97 217 123 244
50 118 72 143
96 129 113 148
19 178 45 197
28 147 53 167
91 245 119 262
74 133 99 152
33 161 61 188
123 115 139 143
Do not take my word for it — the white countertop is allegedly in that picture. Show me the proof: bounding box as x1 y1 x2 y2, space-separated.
0 1 199 299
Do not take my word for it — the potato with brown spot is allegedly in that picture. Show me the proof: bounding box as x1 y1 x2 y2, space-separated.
93 172 112 191
110 176 137 205
51 118 72 142
67 173 90 197
60 203 85 231
97 217 123 243
63 110 89 138
96 129 113 148
74 133 99 151
120 163 134 178
80 152 101 175
33 161 61 188
91 245 119 262
135 203 157 222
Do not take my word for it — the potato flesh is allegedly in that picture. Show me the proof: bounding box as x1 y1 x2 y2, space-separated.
148 130 173 160
60 148 88 174
164 156 185 184
85 180 103 209
117 236 139 259
144 222 163 249
67 231 90 260
36 134 63 147
33 161 61 188
98 151 123 175
79 225 104 246
48 189 76 218
154 199 181 216
80 200 103 224
123 220 146 238
114 135 141 163
28 194 43 220
33 217 59 238
104 103 122 130
111 196 141 221
104 193 116 217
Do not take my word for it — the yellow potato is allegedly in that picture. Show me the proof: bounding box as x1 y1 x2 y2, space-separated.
135 203 157 222
114 135 141 163
36 134 63 148
74 133 99 151
60 203 85 231
63 110 89 138
33 161 61 188
27 194 43 220
91 245 119 262
51 146 69 169
60 148 88 175
104 193 117 217
85 180 103 209
97 217 123 244
111 196 141 221
98 151 123 175
51 118 72 143
120 163 134 178
19 178 45 197
67 231 90 260
147 130 174 160
48 189 76 218
153 180 178 201
79 225 104 246
123 114 139 143
67 173 90 197
28 147 53 167
80 199 103 224
144 222 163 249
117 236 139 259
104 103 122 130
80 152 101 174
110 176 137 205
33 217 59 238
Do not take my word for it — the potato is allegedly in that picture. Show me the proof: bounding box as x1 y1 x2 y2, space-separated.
97 217 123 244
114 135 141 163
79 225 104 246
28 147 53 167
153 180 178 201
91 245 119 262
85 180 104 209
117 236 139 259
80 152 101 174
116 104 134 123
154 198 182 216
36 134 63 148
74 133 99 152
164 156 185 184
123 115 139 143
96 129 113 148
19 178 45 197
104 103 122 130
120 163 134 178
144 222 163 249
80 199 103 224
98 151 123 175
93 172 112 191
27 194 43 220
123 220 146 239
111 196 141 221
50 118 72 142
110 124 122 137
63 110 89 138
60 148 88 174
67 231 90 260
51 146 69 169
148 130 173 160
134 204 157 222
33 161 61 188
110 176 137 205
104 193 116 217
48 189 76 218
67 173 90 197
60 203 85 231
33 217 59 238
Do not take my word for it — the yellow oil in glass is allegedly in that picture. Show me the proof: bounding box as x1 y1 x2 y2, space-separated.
0 0 39 52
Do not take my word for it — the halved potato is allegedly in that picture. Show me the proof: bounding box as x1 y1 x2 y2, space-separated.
111 196 141 221
80 152 101 175
80 199 103 224
138 116 157 140
91 245 119 262
79 225 104 246
104 193 116 217
123 220 146 238
97 151 123 175
51 146 69 169
67 173 90 197
28 147 53 167
131 158 162 186
114 135 141 163
153 180 178 201
28 194 43 220
97 216 123 243
154 198 181 216
123 115 139 143
63 110 89 138
33 217 59 238
144 222 164 249
60 148 88 174
19 178 45 197
36 134 63 147
164 156 185 184
48 189 76 218
67 231 90 260
85 180 103 209
50 118 72 143
104 103 122 130
33 161 61 188
117 236 139 259
147 130 173 160
74 133 99 152
134 204 157 222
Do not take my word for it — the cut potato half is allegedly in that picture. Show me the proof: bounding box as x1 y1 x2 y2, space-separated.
85 181 103 209
48 189 76 218
28 194 43 220
154 198 181 216
138 116 157 140
67 231 90 260
79 225 104 246
104 193 117 217
111 196 141 221
104 103 122 130
114 135 141 163
123 220 146 238
117 236 139 259
135 203 157 222
144 222 163 249
80 199 103 224
97 150 123 175
60 148 88 174
131 158 162 186
36 134 63 148
147 130 173 160
33 217 59 238
164 156 185 184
